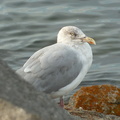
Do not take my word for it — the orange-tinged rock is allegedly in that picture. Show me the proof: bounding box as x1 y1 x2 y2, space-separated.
69 84 120 116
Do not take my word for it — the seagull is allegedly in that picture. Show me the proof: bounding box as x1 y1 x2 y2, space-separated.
16 26 96 107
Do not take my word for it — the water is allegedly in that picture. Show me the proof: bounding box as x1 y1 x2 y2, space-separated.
0 0 120 96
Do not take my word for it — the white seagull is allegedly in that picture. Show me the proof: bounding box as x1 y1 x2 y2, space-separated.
16 26 96 107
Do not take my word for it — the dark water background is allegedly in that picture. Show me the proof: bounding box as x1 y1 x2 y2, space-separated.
0 0 120 96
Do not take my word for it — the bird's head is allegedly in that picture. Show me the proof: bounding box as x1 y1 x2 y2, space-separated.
57 26 96 45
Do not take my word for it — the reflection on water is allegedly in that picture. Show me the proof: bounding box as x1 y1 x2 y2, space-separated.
0 0 120 95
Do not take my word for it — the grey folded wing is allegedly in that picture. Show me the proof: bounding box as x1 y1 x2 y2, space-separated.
16 44 83 93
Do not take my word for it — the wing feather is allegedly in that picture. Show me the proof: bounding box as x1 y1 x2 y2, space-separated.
17 44 83 93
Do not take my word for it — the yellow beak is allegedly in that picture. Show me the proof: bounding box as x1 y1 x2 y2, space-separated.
81 37 96 45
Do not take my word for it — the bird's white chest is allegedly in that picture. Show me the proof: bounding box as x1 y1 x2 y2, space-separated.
78 43 93 67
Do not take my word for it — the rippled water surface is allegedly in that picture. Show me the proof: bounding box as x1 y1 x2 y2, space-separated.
0 0 120 95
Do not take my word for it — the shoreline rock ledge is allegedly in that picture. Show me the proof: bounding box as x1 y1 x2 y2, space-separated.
0 59 75 120
65 84 120 119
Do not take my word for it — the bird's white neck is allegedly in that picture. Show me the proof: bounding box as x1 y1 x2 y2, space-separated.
70 42 93 69
58 41 93 69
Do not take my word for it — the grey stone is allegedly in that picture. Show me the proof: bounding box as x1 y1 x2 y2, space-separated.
0 59 75 120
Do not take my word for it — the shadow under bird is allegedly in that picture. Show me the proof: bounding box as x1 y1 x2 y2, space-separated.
16 26 96 107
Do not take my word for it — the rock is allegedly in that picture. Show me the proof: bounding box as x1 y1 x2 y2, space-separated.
65 105 120 120
0 99 41 120
0 59 75 120
68 84 120 116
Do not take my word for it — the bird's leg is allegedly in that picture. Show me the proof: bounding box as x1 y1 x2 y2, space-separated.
59 96 64 107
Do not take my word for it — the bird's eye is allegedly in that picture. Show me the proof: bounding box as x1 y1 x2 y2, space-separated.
70 32 77 37
70 33 74 36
